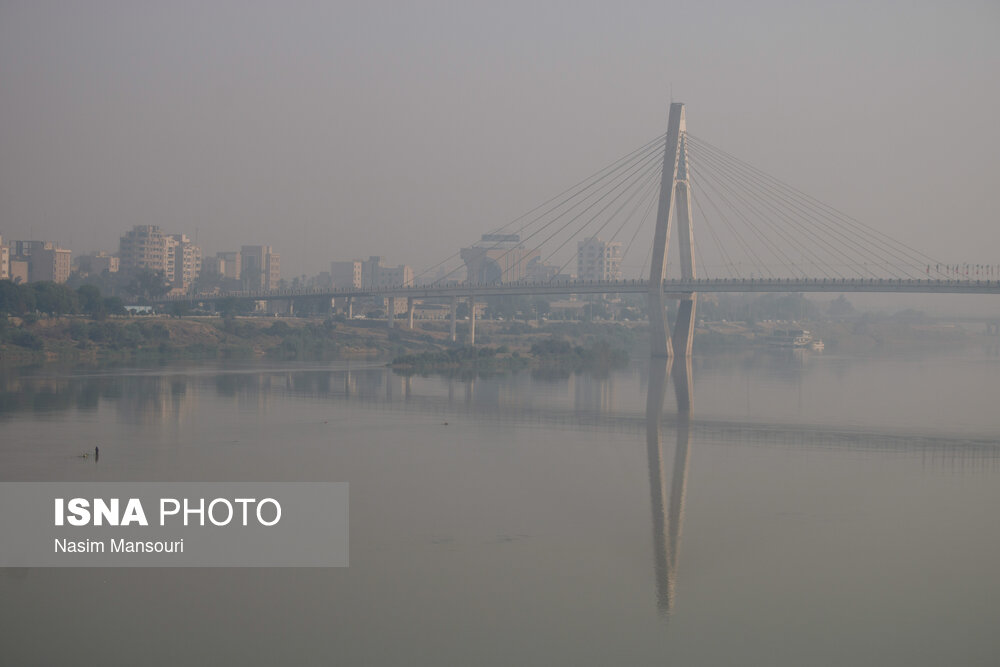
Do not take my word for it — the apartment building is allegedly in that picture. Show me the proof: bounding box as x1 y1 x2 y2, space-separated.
240 245 280 290
576 236 622 282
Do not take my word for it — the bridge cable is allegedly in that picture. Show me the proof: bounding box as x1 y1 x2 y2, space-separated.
689 187 736 278
688 149 848 278
419 134 666 285
686 134 947 279
687 140 917 279
685 160 775 277
473 145 665 283
619 173 663 277
545 159 664 281
687 133 948 276
688 157 820 278
688 141 925 279
427 138 664 285
603 164 664 269
417 133 665 284
532 148 665 279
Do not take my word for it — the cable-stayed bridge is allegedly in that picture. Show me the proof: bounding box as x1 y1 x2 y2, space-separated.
158 103 999 356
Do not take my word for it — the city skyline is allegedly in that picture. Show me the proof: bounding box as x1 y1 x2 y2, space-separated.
1 2 998 279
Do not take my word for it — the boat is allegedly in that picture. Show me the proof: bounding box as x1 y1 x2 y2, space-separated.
764 329 813 347
810 339 825 351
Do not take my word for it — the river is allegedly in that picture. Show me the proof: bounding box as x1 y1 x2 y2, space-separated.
1 344 998 665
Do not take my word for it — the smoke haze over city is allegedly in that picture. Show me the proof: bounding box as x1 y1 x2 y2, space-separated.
1 1 998 278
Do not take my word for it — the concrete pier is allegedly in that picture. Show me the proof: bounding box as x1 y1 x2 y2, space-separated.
468 297 476 345
647 102 697 358
449 296 458 342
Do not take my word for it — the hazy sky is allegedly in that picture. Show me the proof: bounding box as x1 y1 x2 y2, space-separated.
1 0 998 277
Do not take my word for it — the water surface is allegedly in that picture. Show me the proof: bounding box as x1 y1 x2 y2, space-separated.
1 347 998 665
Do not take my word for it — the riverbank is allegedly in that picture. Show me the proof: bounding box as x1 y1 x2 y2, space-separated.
1 312 994 367
0 314 638 367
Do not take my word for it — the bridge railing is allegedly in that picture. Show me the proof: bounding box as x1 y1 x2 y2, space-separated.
149 276 999 304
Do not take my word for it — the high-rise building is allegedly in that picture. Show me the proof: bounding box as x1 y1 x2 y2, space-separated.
0 236 8 280
330 260 363 289
167 234 201 289
76 252 119 275
460 234 539 284
9 258 29 284
201 256 224 278
215 251 242 280
8 240 71 283
240 245 280 290
34 246 72 283
359 256 413 288
119 225 168 274
577 237 622 282
332 257 414 314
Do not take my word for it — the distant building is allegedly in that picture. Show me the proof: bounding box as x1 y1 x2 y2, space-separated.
330 260 363 289
35 245 72 283
360 256 413 288
332 256 413 314
9 258 29 284
313 271 332 289
119 225 168 275
201 255 224 278
76 251 119 275
0 236 8 280
460 234 539 284
8 240 72 283
215 251 242 280
525 256 573 282
166 234 201 289
359 256 413 289
240 245 280 290
577 236 622 282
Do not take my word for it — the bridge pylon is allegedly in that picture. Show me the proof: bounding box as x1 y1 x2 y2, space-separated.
648 102 697 358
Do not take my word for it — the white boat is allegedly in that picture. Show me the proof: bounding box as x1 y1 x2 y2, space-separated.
810 339 825 351
764 329 813 347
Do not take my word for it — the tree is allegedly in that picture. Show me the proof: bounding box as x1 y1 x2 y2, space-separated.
103 297 126 316
168 301 192 318
31 282 79 314
126 269 170 301
76 284 109 319
0 280 35 315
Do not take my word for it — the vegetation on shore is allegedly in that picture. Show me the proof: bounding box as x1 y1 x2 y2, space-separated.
2 279 993 367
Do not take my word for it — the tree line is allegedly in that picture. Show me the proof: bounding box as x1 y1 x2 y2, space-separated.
0 280 125 319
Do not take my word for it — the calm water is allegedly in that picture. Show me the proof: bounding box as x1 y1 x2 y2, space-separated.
1 346 999 666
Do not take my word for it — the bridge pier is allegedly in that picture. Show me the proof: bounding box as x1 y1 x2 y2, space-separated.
468 296 476 345
346 297 352 319
673 296 697 358
407 297 415 329
648 293 673 358
449 296 457 342
647 101 697 358
388 297 395 329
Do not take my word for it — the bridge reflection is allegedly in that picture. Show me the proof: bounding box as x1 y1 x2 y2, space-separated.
646 356 693 614
3 361 998 613
3 363 997 463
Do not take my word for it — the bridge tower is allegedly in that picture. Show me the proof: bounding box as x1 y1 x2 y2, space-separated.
648 102 697 358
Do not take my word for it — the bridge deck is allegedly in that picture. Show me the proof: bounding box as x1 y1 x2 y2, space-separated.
156 278 1000 303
